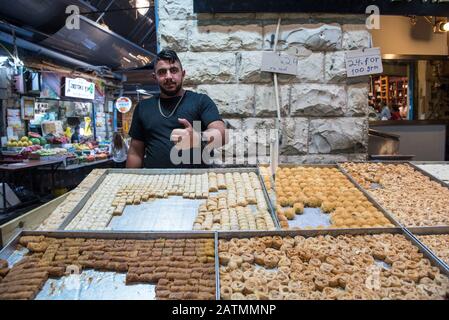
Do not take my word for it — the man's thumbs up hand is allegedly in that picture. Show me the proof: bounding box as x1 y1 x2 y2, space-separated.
170 118 201 150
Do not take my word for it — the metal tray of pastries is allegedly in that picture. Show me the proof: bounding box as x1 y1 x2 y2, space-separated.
338 161 449 228
0 230 216 300
216 228 449 300
271 164 401 230
407 162 449 189
406 226 449 271
56 168 279 232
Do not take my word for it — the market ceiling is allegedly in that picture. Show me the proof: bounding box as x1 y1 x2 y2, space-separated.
0 0 156 71
194 0 449 16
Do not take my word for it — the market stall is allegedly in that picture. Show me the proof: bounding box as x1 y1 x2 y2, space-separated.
2 0 449 303
1 131 112 200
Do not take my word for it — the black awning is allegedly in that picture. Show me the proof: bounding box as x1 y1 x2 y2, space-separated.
39 16 154 70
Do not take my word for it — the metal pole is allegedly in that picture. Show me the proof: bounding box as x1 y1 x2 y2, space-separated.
270 17 282 176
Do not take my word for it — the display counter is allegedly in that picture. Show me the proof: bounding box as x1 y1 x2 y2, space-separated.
0 164 448 300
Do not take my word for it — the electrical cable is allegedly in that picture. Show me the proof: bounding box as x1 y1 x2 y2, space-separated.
80 6 153 15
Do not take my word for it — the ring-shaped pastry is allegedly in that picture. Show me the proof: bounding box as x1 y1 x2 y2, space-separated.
403 269 420 282
241 253 254 264
391 268 404 279
271 236 283 250
252 268 266 278
231 280 245 293
278 266 291 276
290 262 304 273
254 289 269 300
253 242 267 252
319 262 334 274
267 279 281 291
278 257 291 267
309 258 321 267
220 286 233 300
288 280 302 292
219 252 231 265
289 271 302 281
231 269 244 282
264 247 278 255
284 293 301 300
228 260 239 270
314 275 330 291
228 246 240 255
322 287 339 300
279 285 290 295
389 275 402 287
268 290 284 300
243 278 258 295
275 272 290 285
264 254 280 269
240 262 254 272
264 271 276 282
242 270 254 282
254 252 266 265
392 261 407 271
231 292 245 300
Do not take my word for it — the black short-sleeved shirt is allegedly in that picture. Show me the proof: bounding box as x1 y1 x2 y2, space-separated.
129 90 222 168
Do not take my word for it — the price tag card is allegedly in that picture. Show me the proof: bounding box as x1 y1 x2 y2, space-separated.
345 47 383 78
261 51 298 76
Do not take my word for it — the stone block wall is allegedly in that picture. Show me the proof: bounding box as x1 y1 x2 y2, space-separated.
157 0 371 163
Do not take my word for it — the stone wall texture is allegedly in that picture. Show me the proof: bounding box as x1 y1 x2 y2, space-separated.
157 0 370 163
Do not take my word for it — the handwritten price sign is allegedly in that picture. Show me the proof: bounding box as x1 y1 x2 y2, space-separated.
345 48 383 78
261 52 299 76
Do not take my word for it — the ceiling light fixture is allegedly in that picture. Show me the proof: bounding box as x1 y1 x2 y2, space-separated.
136 0 150 16
136 88 152 95
435 20 449 32
422 16 449 33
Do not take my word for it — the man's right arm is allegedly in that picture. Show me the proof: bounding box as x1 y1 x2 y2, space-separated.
126 139 145 168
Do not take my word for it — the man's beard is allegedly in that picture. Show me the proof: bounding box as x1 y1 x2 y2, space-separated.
159 81 183 97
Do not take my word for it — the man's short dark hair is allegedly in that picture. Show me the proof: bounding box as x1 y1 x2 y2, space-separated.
156 49 183 70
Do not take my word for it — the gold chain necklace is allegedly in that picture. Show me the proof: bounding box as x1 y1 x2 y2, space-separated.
158 91 186 118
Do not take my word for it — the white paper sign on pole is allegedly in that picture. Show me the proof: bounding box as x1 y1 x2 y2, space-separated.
261 51 298 76
345 47 383 78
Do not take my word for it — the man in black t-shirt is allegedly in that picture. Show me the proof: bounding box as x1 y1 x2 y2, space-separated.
126 49 226 168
